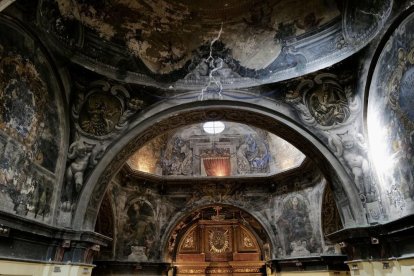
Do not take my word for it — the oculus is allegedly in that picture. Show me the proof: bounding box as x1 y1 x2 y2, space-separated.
203 121 225 134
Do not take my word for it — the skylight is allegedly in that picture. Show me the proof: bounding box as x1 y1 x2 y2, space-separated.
203 121 225 134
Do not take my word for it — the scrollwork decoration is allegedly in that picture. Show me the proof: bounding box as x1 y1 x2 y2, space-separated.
61 80 144 211
285 73 360 130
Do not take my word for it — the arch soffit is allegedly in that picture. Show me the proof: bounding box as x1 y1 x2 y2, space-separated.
72 96 367 230
159 203 275 262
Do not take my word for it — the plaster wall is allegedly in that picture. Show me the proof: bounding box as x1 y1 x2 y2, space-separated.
346 258 414 276
0 260 93 276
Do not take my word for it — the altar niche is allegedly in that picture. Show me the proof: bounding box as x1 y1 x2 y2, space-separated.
171 206 267 276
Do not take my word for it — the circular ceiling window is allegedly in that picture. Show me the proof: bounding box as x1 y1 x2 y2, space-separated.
203 121 225 134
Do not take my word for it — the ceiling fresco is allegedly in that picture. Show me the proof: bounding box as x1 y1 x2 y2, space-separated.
368 11 414 220
127 122 305 177
55 0 339 73
37 0 392 89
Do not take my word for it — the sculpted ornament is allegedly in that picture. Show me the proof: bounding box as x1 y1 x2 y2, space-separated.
285 73 379 208
127 245 148 262
62 81 144 210
285 73 360 129
328 131 376 203
209 228 230 253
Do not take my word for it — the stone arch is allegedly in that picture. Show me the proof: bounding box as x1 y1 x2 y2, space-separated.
159 203 274 263
72 96 367 231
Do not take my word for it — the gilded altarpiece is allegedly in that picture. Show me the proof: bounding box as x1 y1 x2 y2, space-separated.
175 216 264 276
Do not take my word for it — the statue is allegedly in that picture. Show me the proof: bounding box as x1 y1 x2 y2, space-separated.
62 139 103 210
341 134 373 200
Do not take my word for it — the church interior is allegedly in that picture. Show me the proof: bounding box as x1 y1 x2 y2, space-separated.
0 0 414 275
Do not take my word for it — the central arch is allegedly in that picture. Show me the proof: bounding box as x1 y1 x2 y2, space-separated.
73 96 367 231
162 204 273 276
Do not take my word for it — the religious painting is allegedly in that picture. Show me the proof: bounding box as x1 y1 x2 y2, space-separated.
50 0 339 73
368 12 414 218
0 19 65 222
276 195 315 257
122 200 157 260
127 122 304 177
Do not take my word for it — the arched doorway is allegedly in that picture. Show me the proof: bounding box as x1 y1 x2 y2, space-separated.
167 205 269 276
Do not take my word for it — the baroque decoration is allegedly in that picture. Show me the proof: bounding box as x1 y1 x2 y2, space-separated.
129 122 298 178
83 108 355 234
368 11 414 220
36 0 393 88
98 164 333 263
209 228 230 254
62 80 145 211
285 71 380 221
0 20 63 223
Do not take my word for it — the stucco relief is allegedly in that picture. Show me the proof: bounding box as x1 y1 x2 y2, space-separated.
285 73 360 129
284 70 381 222
61 80 145 212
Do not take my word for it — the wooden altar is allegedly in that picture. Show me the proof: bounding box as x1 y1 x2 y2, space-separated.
174 213 265 276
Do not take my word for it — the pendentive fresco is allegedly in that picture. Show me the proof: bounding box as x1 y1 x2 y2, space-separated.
0 21 64 222
368 12 414 219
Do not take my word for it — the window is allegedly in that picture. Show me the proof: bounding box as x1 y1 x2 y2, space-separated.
203 121 225 134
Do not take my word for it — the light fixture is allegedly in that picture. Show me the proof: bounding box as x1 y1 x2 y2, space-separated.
203 121 225 134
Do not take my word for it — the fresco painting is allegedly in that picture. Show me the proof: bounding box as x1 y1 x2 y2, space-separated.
368 12 414 218
0 23 64 222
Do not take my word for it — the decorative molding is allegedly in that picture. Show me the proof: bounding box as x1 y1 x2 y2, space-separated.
61 80 144 212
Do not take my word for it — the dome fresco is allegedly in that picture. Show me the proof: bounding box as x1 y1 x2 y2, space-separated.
3 1 414 275
55 0 339 73
127 122 305 177
38 0 391 88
